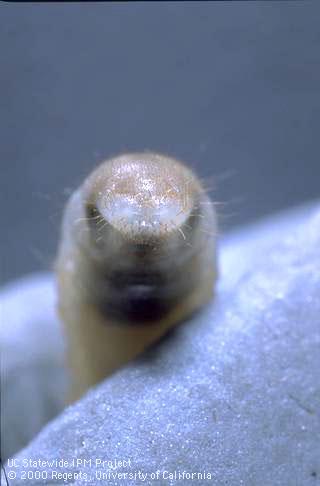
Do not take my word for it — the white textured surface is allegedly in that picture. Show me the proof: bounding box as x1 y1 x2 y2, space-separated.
0 274 67 460
1 203 320 485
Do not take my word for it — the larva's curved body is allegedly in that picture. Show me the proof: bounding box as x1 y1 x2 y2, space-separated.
56 153 217 401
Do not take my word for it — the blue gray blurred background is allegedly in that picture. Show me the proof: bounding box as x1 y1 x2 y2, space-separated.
1 2 319 283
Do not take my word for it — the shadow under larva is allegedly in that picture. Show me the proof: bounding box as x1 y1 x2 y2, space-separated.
56 152 218 402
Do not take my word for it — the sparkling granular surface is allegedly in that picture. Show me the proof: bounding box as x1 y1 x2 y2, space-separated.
2 203 320 485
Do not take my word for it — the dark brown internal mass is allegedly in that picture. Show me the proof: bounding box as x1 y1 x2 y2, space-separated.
98 285 175 324
94 265 194 325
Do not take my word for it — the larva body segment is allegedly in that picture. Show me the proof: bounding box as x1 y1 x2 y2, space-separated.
56 153 217 401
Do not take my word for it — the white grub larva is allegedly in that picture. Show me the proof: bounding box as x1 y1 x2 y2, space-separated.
56 152 218 402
